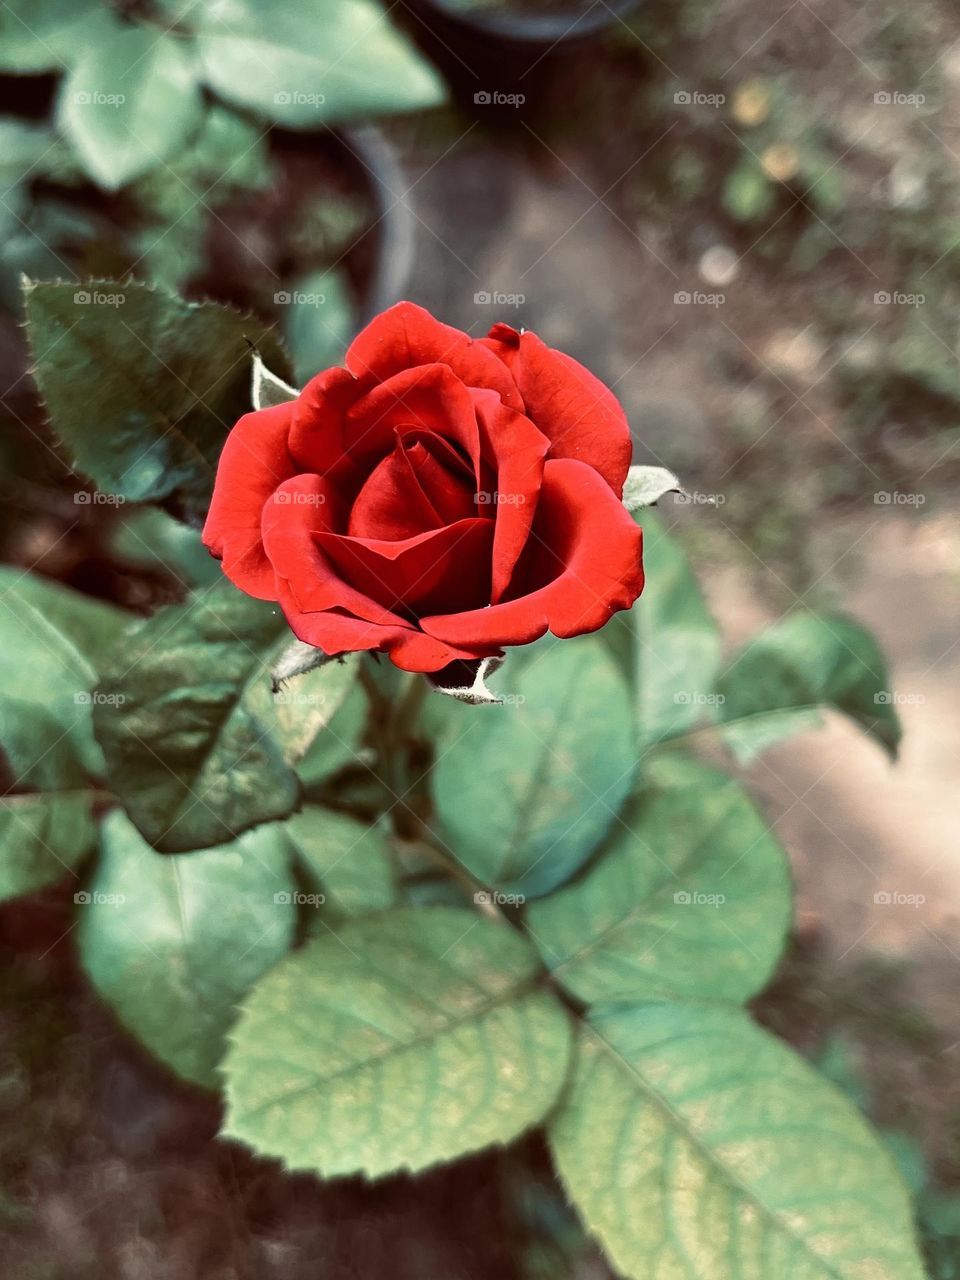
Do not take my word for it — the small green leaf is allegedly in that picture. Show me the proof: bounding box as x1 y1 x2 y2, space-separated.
280 268 355 386
252 354 299 411
0 590 103 789
251 654 359 764
606 513 721 746
110 508 223 588
223 907 573 1177
550 1003 926 1280
285 806 394 918
197 0 445 128
0 568 128 667
92 584 299 852
296 680 370 791
434 637 637 898
0 791 95 902
58 26 204 190
0 0 112 74
527 754 790 1004
621 465 683 512
24 280 290 523
715 612 902 761
78 810 296 1088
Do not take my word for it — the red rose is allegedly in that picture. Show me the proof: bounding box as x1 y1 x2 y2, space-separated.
202 302 644 673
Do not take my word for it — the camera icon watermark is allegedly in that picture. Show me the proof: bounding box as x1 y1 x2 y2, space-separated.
873 890 925 907
73 90 125 108
674 289 724 307
74 490 125 506
274 890 325 906
873 290 924 307
274 90 325 108
873 90 925 107
74 289 125 307
673 890 726 907
474 290 525 308
474 890 526 907
74 890 126 906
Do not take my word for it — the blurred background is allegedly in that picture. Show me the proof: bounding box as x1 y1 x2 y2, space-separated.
1 0 959 1276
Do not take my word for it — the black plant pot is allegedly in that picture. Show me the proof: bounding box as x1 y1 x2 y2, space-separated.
398 0 642 122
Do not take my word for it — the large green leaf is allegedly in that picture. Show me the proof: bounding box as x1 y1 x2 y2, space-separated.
434 638 637 899
0 568 128 667
0 589 103 789
550 1004 926 1280
196 0 445 127
109 507 223 588
247 654 359 765
607 513 722 748
527 754 791 1005
24 280 289 523
715 612 902 761
0 791 95 902
285 806 394 919
78 810 296 1088
92 584 299 852
0 0 111 74
58 25 203 190
223 907 573 1177
297 679 369 791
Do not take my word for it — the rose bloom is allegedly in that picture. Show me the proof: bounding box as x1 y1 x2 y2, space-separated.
202 303 644 673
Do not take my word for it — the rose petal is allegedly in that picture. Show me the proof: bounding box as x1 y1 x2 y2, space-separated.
348 433 478 541
473 391 550 602
288 365 359 479
262 474 408 628
317 518 494 620
483 324 632 494
346 301 523 409
202 401 297 600
421 458 644 648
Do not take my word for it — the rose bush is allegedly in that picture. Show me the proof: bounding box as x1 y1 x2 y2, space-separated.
202 302 645 671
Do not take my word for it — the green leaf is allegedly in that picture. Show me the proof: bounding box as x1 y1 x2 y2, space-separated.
550 1003 926 1280
715 612 902 761
280 268 355 386
0 590 103 789
92 584 300 852
434 637 637 898
527 754 790 1005
58 25 204 190
252 354 298 411
223 907 573 1177
78 810 296 1088
296 679 370 790
0 0 112 74
196 0 445 128
23 280 290 524
285 806 394 918
250 654 359 764
0 791 95 902
0 568 128 667
110 507 223 588
607 513 722 747
621 465 683 512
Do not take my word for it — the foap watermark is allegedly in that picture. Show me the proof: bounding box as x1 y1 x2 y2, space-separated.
74 890 126 906
874 690 925 706
873 90 925 107
674 691 726 706
74 691 125 707
274 290 326 306
674 890 726 907
674 89 725 108
674 290 725 308
272 689 329 708
474 290 525 308
874 490 925 506
474 490 527 507
274 90 326 109
474 90 525 107
274 890 325 907
273 490 326 505
74 289 125 307
874 290 924 307
874 890 925 908
73 90 125 108
474 890 526 907
74 490 125 506
674 490 726 506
